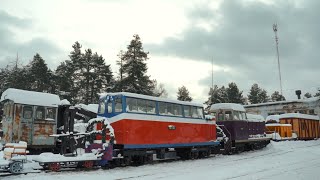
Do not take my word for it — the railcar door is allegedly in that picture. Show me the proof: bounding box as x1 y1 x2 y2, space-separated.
2 101 14 144
20 105 34 144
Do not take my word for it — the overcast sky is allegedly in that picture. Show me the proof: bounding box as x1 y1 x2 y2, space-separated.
1 0 319 103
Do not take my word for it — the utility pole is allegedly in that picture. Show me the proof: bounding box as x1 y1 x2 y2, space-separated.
273 23 283 97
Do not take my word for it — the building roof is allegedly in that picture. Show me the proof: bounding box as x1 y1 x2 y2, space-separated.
244 97 320 108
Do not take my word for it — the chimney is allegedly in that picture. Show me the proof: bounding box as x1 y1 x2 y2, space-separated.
295 90 301 99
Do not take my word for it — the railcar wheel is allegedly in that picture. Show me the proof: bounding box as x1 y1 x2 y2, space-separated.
49 162 61 172
83 161 94 169
9 161 23 174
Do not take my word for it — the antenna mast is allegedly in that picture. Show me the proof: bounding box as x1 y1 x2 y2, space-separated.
273 23 283 96
211 57 213 90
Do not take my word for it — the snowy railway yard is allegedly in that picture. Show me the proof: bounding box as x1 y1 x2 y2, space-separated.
1 140 320 180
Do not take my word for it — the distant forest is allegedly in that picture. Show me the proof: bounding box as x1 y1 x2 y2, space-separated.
0 34 318 108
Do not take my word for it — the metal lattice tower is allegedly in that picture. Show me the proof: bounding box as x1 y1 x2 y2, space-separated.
273 23 283 96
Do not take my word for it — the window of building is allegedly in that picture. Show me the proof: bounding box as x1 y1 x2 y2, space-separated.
23 106 33 119
309 109 315 115
46 108 56 120
35 106 45 120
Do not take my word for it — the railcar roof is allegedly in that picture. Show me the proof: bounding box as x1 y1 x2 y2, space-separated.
100 92 203 107
1 88 61 107
210 103 246 112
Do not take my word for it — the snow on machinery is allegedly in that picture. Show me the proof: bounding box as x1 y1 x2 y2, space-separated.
0 141 27 174
33 117 115 171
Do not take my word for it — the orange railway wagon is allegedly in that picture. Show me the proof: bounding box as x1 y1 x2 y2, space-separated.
278 113 320 140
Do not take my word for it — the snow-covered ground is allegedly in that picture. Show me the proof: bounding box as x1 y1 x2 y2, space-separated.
3 140 320 180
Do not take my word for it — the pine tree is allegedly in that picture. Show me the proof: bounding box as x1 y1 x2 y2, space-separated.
314 90 320 97
177 86 192 101
226 82 244 104
27 53 53 92
248 83 269 104
304 92 312 98
271 91 286 101
55 60 74 100
116 34 155 95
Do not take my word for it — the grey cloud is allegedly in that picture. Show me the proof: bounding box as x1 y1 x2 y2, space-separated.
147 0 320 99
0 10 62 69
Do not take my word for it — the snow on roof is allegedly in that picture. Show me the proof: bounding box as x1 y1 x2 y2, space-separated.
279 113 320 121
210 103 246 112
266 115 280 123
244 97 320 108
1 88 60 107
101 92 203 107
60 99 71 105
75 103 98 113
246 113 265 122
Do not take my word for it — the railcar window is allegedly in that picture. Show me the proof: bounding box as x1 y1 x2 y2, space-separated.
159 102 167 115
98 100 105 114
107 101 113 113
167 103 174 115
137 99 147 113
197 107 204 119
173 104 182 116
35 106 45 120
234 111 240 120
183 105 191 117
217 111 224 121
146 100 156 114
115 97 123 113
191 106 199 118
225 111 232 120
46 108 56 120
126 98 134 112
23 106 33 119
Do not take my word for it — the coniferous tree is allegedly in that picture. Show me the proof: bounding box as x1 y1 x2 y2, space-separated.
304 92 312 98
115 34 155 95
177 86 192 101
248 83 269 104
226 82 244 104
271 91 286 101
314 90 320 97
55 60 74 100
27 53 53 92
